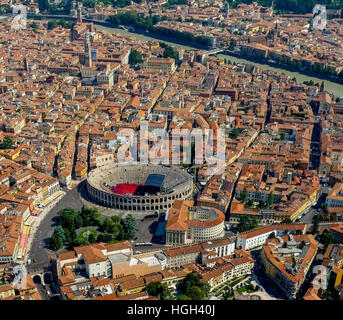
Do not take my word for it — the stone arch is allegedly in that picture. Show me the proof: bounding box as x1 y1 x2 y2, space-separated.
32 274 44 285
43 272 52 284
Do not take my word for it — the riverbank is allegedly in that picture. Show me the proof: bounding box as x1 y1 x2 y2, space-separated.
220 51 343 86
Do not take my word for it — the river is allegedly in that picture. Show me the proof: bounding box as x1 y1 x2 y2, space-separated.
95 25 343 97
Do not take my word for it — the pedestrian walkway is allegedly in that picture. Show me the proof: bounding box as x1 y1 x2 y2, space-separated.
23 190 66 264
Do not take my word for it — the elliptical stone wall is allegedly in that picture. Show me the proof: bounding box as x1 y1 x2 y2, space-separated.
86 163 194 212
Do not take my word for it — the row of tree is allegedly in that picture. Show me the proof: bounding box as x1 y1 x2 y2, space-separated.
227 0 343 14
146 281 173 300
50 207 137 251
47 20 76 30
242 47 343 78
80 0 145 8
107 11 213 48
177 272 211 300
107 11 167 31
146 272 211 300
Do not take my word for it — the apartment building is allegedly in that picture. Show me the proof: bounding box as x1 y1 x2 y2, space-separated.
326 183 343 207
261 234 318 299
236 224 307 250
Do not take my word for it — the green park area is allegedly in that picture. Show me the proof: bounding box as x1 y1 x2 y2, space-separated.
50 206 137 251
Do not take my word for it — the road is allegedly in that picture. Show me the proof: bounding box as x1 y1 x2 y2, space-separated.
33 274 61 300
250 250 285 300
298 184 331 225
27 185 85 271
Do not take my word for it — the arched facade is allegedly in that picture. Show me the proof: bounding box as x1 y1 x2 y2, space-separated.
86 164 194 212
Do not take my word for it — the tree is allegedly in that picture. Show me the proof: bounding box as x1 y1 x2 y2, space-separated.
177 294 191 300
236 215 259 233
178 272 210 299
241 187 248 204
280 132 286 140
322 204 328 214
111 215 121 224
74 231 90 246
58 208 82 231
91 207 102 225
47 20 59 30
268 232 276 239
229 38 237 51
38 0 50 12
50 234 63 251
116 224 126 240
129 49 143 66
29 22 38 32
63 228 72 244
186 285 204 300
222 287 234 300
282 217 293 224
146 281 172 300
88 230 98 244
267 192 274 208
81 206 102 227
252 216 259 229
246 199 254 207
53 225 66 243
0 136 14 149
163 45 179 61
236 215 250 233
229 128 240 139
101 218 114 233
320 231 335 250
124 214 137 240
258 201 265 209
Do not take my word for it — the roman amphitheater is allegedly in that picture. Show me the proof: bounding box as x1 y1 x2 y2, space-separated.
86 163 194 212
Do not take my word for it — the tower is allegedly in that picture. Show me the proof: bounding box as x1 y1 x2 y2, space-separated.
77 3 83 24
320 81 325 92
23 57 29 72
226 3 230 19
84 33 92 67
179 92 184 108
273 21 279 44
140 82 144 98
